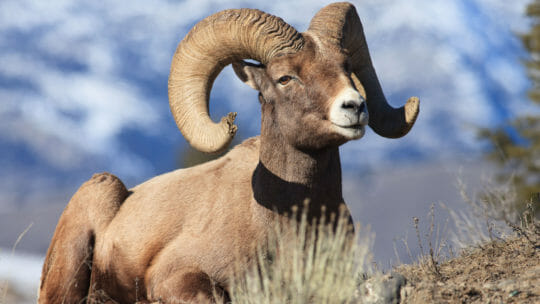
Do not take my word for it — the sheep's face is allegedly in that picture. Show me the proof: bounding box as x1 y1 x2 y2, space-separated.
234 36 369 150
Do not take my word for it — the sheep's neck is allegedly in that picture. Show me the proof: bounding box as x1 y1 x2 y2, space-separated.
253 133 344 218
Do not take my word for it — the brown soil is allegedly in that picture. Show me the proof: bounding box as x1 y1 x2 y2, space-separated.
396 229 540 303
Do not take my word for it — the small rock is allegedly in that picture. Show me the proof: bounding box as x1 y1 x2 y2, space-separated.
482 282 498 290
399 286 414 301
357 273 407 304
496 279 516 293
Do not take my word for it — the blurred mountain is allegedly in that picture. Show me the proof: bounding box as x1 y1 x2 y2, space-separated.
0 0 530 192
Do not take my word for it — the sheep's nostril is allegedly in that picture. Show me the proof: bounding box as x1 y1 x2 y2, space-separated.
358 102 365 113
341 100 365 114
341 100 358 111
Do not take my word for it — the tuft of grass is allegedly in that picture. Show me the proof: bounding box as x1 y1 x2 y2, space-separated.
228 207 373 304
445 177 524 250
0 222 34 304
396 178 540 304
411 204 449 279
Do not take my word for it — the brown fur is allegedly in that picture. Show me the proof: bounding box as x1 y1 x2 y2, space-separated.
39 173 129 303
39 6 415 304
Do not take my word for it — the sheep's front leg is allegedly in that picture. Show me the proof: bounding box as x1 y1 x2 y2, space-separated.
147 267 226 304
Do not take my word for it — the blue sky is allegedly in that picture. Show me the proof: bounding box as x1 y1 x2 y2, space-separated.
0 0 533 203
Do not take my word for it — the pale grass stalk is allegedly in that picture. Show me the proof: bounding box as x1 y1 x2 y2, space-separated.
0 222 34 304
444 177 517 250
229 208 372 304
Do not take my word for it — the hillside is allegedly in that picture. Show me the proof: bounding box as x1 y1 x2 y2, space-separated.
397 230 540 303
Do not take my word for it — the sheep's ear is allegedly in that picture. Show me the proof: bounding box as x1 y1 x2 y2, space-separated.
232 60 266 91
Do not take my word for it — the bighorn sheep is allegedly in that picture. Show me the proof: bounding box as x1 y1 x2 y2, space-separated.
39 2 419 303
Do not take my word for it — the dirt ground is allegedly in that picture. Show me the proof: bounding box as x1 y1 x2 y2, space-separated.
396 228 540 304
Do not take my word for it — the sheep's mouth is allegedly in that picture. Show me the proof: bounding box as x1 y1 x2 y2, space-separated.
331 122 365 130
329 111 369 130
330 122 365 140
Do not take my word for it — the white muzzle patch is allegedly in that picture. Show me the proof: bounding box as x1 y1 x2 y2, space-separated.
329 87 369 139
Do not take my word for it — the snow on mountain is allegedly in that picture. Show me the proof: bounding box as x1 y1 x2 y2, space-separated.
0 249 42 303
0 0 531 193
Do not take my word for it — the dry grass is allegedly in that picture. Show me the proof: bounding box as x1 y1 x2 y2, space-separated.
397 221 539 303
227 207 373 304
395 180 540 304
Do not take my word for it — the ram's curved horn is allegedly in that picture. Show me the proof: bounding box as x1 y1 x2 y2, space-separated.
307 2 419 138
169 9 304 153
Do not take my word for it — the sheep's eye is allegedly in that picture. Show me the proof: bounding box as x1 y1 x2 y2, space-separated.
278 75 292 85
